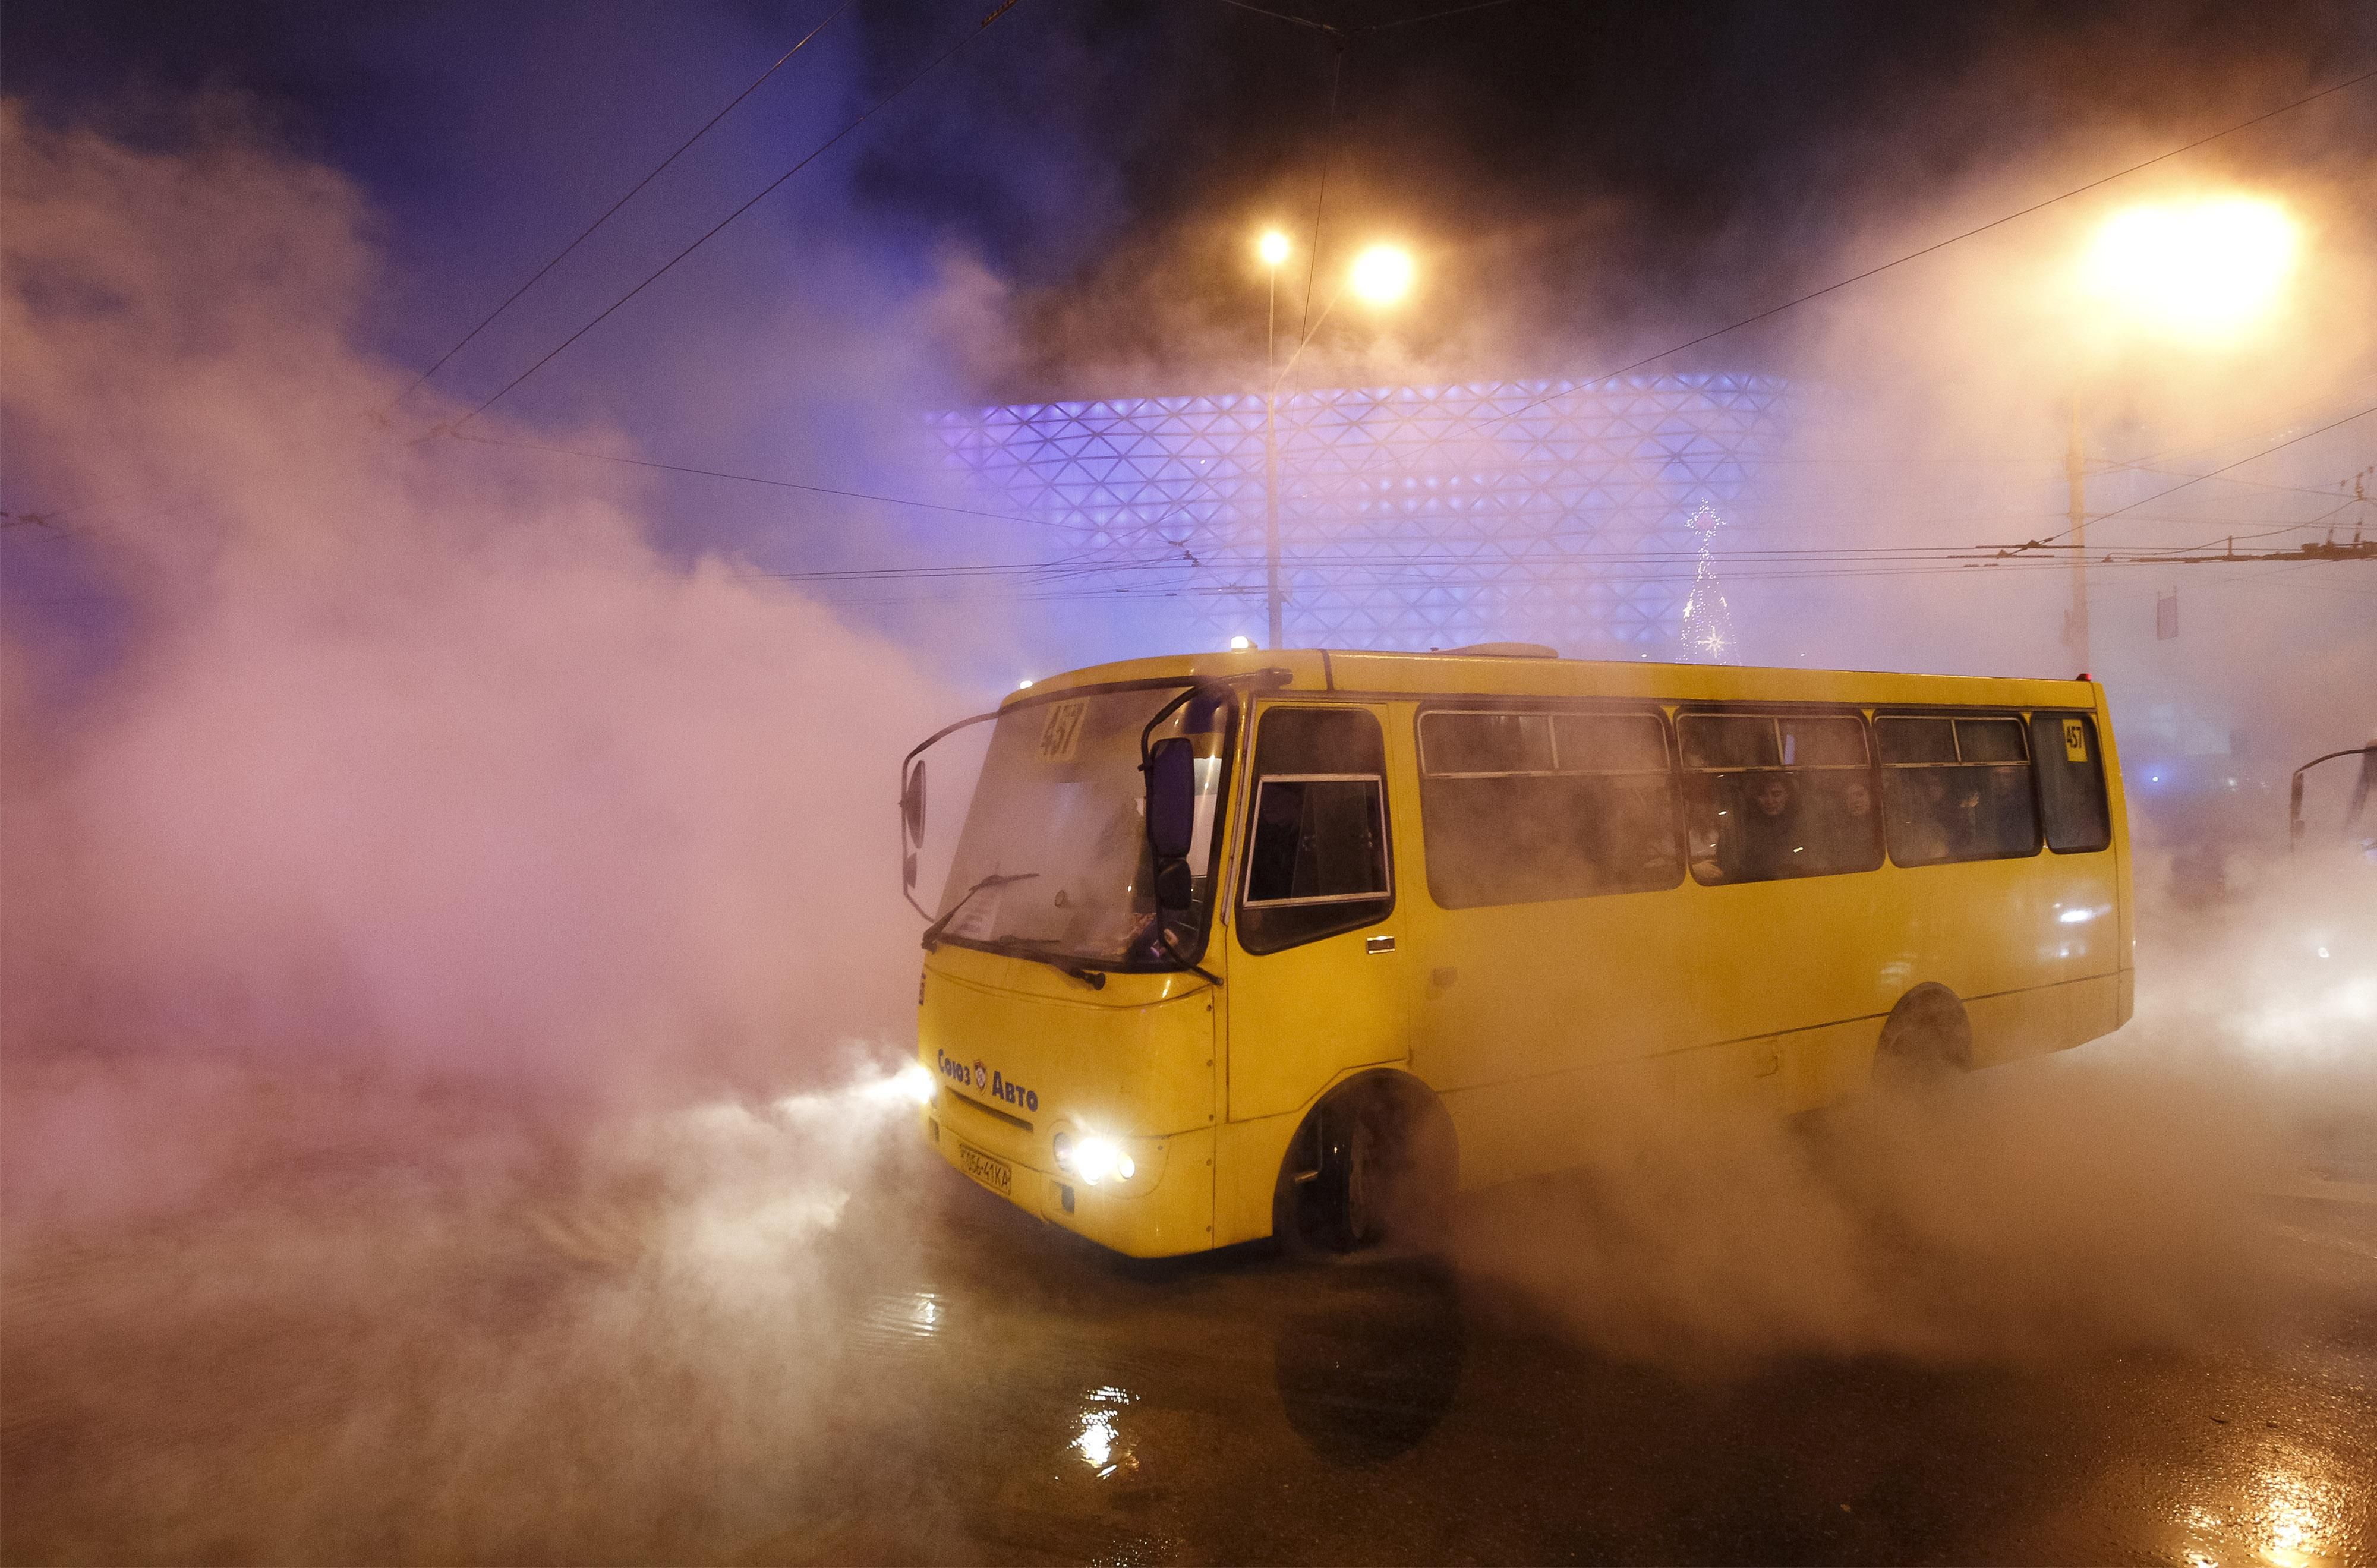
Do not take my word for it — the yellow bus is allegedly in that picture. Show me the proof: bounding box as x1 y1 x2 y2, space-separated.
899 645 2132 1257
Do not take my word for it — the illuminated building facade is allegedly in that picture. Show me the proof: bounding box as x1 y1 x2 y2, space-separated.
933 373 1786 657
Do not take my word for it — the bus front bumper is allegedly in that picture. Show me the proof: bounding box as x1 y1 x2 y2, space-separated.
922 1105 1215 1258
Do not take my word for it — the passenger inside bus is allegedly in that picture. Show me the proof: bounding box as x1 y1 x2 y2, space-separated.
1981 767 2037 852
1721 771 1804 882
1816 775 1880 867
1888 769 1958 862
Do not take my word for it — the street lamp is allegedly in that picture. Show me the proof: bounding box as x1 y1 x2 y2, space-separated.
1348 244 1415 307
2079 196 2297 344
2061 195 2299 669
1256 236 1416 648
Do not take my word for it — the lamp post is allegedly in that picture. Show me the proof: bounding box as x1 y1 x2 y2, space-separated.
1259 231 1289 649
1254 235 1414 649
2064 194 2298 670
2064 395 2088 670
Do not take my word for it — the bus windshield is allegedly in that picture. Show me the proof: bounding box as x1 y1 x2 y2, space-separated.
932 686 1230 970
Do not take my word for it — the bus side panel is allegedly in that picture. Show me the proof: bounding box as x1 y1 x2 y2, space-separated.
1966 972 2123 1068
1440 1017 1878 1190
1407 892 1708 1095
2097 684 2138 1023
2070 970 2123 1043
1966 983 2071 1069
1214 1110 1299 1248
1440 1055 1670 1191
1777 1016 1886 1113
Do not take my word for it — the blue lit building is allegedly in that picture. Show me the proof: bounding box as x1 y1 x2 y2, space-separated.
933 373 1788 655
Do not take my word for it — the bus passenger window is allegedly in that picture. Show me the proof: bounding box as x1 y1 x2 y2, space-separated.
1418 708 1679 908
1681 710 1878 884
1238 706 1393 954
1878 712 2041 866
1679 714 1780 769
2031 711 2112 852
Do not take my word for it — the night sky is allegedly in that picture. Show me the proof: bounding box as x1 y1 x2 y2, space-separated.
7 0 2369 402
3 0 2371 693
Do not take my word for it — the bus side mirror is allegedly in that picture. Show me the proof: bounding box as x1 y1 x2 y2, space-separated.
901 760 927 845
2289 772 2305 850
1146 739 1196 860
1146 738 1197 911
900 760 928 891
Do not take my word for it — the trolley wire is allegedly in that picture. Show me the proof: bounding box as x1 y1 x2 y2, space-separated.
1218 0 1543 37
442 0 1032 431
1450 64 2377 434
2026 403 2377 547
442 428 1113 535
381 0 856 418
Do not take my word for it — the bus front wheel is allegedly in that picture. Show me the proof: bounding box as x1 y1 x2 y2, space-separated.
1272 1075 1456 1258
1873 982 1974 1088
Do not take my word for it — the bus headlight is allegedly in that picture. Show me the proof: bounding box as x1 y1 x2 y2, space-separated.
1052 1130 1135 1186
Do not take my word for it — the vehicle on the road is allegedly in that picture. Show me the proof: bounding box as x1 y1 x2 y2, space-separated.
2289 737 2377 861
899 646 2134 1257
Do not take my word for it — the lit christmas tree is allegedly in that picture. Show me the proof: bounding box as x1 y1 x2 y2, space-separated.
1678 500 1736 662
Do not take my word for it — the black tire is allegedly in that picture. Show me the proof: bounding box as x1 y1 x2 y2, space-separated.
1273 1076 1457 1258
1872 981 1974 1089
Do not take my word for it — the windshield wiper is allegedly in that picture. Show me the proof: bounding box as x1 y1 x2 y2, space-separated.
920 871 1040 952
993 936 1109 989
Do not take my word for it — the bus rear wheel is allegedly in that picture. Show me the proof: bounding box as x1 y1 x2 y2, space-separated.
1273 1076 1455 1258
1873 982 1974 1089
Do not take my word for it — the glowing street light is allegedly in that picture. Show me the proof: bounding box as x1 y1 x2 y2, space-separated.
2060 193 2300 673
1257 229 1291 268
2080 195 2298 343
1348 244 1415 307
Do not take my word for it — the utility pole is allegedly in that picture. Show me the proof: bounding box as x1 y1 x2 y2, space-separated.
1263 264 1284 651
2064 398 2089 673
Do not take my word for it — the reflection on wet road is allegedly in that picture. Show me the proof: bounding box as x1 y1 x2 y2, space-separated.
4 1090 2372 1564
780 1153 2375 1567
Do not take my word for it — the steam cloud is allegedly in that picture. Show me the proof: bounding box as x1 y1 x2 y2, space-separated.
1 99 959 1214
2 41 2372 1560
0 94 983 1560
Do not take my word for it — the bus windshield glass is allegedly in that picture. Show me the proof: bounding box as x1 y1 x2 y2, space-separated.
932 686 1231 969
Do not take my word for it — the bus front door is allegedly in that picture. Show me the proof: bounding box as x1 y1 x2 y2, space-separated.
1225 703 1408 1122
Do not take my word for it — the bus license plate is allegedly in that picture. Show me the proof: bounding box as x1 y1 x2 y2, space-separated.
956 1141 1011 1197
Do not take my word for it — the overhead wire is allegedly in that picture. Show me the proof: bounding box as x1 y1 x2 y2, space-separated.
1455 64 2377 434
1296 39 1347 348
415 16 2368 617
803 551 2367 609
442 0 1032 430
380 0 856 418
2029 403 2377 545
442 429 1117 535
1369 0 1543 30
791 534 2373 608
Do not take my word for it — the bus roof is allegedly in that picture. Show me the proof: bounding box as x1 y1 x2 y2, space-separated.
1003 648 2101 712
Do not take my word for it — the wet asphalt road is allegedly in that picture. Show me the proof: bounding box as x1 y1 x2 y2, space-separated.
4 1073 2372 1566
786 1153 2377 1567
